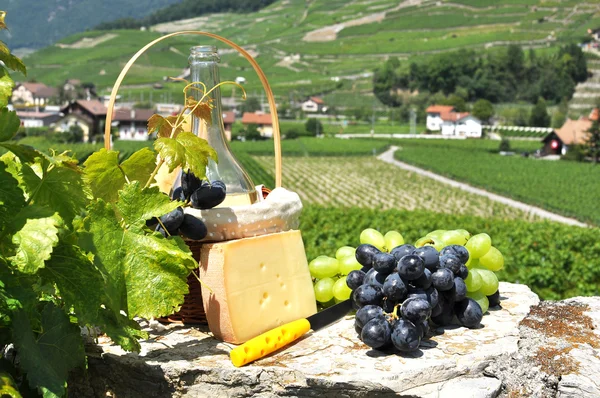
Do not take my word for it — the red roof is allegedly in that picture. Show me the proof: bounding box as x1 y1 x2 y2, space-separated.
17 82 58 98
590 108 599 121
554 118 591 145
310 96 324 105
75 100 107 116
113 108 155 122
443 111 471 122
223 111 235 125
242 112 272 125
426 105 471 122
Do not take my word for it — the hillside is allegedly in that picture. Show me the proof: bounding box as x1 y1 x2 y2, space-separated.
0 0 180 50
17 0 600 108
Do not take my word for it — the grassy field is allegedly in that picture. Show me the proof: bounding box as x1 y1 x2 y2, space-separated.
392 139 600 225
19 0 600 102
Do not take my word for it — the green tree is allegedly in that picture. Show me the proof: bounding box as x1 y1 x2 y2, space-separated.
529 97 551 127
472 99 494 123
585 118 600 164
240 96 262 113
305 118 323 137
373 57 403 107
243 123 263 140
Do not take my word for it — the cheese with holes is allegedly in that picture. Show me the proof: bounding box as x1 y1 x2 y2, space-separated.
199 230 317 344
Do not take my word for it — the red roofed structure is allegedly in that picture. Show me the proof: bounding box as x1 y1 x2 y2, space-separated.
426 104 482 137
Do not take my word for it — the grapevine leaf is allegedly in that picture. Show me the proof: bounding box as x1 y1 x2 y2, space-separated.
0 143 43 164
98 311 146 352
0 11 6 30
82 149 126 203
0 67 14 109
8 207 60 274
12 303 84 397
0 108 19 142
0 162 25 233
21 159 88 225
84 198 196 319
186 96 213 124
147 114 182 138
120 147 157 185
154 132 217 178
116 182 179 232
0 42 26 76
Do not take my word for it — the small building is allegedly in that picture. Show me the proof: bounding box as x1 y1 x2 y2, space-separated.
242 112 273 138
301 97 325 113
56 99 107 142
223 111 235 141
16 111 62 128
542 118 591 156
11 82 58 108
426 105 482 137
114 108 155 141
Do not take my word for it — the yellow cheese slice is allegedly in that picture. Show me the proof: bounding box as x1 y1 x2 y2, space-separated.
199 230 317 344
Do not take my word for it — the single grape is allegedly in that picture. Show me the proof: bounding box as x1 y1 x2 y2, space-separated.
454 229 471 242
171 186 185 201
452 277 468 302
156 207 185 236
336 246 356 261
352 284 384 308
467 290 489 313
440 245 470 264
363 268 386 288
181 170 203 200
346 270 366 290
178 214 208 240
441 230 468 246
401 298 432 323
487 290 501 307
430 295 455 326
384 230 404 252
477 269 499 296
431 268 454 291
426 230 446 239
360 228 386 251
314 278 336 303
308 256 340 280
466 257 480 269
455 298 483 328
397 254 425 280
333 277 353 301
355 244 381 268
424 286 440 308
373 252 396 275
382 273 407 302
361 317 392 349
439 253 463 275
465 233 492 259
464 268 483 292
355 305 385 329
416 320 429 339
458 264 469 279
479 246 504 271
190 180 226 209
390 244 416 262
339 255 363 275
412 246 439 272
391 319 421 352
413 268 432 289
415 236 445 252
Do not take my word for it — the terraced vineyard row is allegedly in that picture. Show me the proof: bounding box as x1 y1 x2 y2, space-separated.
251 156 539 221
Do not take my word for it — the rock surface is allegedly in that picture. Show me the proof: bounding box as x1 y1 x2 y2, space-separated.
69 283 600 397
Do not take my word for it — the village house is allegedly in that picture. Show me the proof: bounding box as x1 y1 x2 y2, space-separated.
11 82 58 108
301 97 326 113
113 108 155 141
426 105 482 137
56 99 107 143
16 111 62 128
541 109 597 155
223 111 235 141
242 112 273 138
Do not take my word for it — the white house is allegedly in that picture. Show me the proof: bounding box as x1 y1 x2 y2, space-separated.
301 97 326 113
426 105 482 137
12 82 58 108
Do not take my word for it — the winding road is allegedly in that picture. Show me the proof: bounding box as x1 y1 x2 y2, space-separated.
378 146 589 227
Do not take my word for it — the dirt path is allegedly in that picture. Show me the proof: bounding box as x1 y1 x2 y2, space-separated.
378 146 589 227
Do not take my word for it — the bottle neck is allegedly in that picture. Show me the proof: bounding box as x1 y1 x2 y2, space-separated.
190 59 225 136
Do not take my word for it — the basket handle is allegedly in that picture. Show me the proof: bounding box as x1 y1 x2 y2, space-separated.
103 31 282 188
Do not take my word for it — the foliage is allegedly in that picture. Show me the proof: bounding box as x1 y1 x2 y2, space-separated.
239 96 262 114
241 123 264 141
585 118 600 164
499 138 511 152
529 97 551 127
0 21 219 396
472 99 494 123
300 206 600 300
305 118 323 137
393 139 600 225
231 137 391 157
381 44 587 105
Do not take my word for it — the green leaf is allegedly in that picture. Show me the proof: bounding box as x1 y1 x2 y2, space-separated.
0 108 19 142
85 198 196 319
116 182 179 232
8 207 60 274
83 148 157 203
0 162 25 233
0 143 43 164
0 41 26 75
21 159 88 225
120 147 157 185
154 131 217 179
12 303 84 397
0 371 22 398
0 67 14 109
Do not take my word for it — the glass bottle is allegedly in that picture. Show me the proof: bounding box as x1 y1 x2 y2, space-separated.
188 45 258 207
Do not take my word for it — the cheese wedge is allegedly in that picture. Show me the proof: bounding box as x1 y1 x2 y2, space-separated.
199 230 317 344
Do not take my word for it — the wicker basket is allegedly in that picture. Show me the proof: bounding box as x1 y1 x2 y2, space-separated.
103 31 284 325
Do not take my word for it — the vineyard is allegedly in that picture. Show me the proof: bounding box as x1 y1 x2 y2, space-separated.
393 139 600 225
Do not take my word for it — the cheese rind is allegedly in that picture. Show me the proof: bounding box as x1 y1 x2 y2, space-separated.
199 230 317 344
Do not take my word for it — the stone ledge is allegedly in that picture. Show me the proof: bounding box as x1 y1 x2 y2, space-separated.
69 283 600 397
